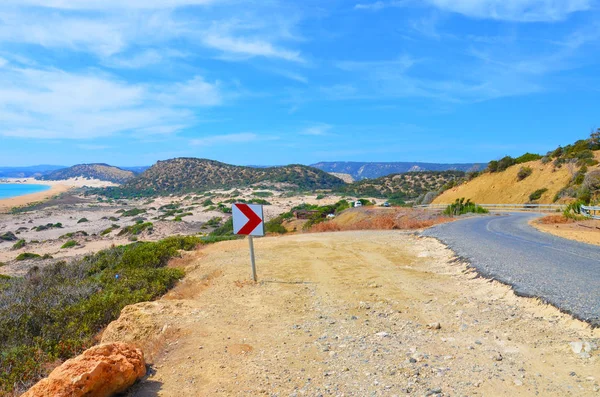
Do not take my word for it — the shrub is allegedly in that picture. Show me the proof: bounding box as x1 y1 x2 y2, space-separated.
315 194 326 200
11 239 26 250
563 201 587 220
443 198 488 216
529 188 548 201
0 232 17 242
205 217 222 227
117 222 153 236
517 166 533 181
202 199 214 207
252 191 273 198
0 236 206 393
210 218 233 236
0 262 6 267
16 253 41 261
121 208 146 217
77 218 89 224
515 153 542 164
61 240 79 249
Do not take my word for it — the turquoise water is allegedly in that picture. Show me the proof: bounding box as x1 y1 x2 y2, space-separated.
0 183 51 199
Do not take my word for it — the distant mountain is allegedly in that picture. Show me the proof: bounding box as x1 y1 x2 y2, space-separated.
38 164 136 184
0 165 66 179
120 166 150 174
103 158 346 197
311 162 484 180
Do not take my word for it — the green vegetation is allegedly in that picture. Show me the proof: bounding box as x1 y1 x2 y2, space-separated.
0 262 6 268
443 198 488 216
0 236 208 393
315 194 326 200
15 253 42 261
121 208 146 217
38 163 135 184
77 218 89 223
60 240 79 249
563 201 587 220
117 222 153 236
529 188 548 202
1 232 17 242
337 171 465 200
202 199 214 207
205 217 222 227
96 158 346 198
515 153 543 164
252 191 273 198
517 166 533 181
11 240 26 250
209 218 234 236
33 223 63 232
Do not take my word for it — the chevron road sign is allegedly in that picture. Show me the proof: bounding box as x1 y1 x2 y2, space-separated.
232 203 265 281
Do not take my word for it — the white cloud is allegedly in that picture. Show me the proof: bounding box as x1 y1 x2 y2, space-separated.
0 11 127 56
428 0 592 22
190 133 258 146
202 32 304 63
0 66 223 139
300 124 332 136
0 57 6 67
355 0 591 21
354 1 405 11
3 0 217 10
77 144 112 150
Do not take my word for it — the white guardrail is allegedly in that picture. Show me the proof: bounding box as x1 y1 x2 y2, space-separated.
414 203 566 213
581 205 600 220
416 203 600 219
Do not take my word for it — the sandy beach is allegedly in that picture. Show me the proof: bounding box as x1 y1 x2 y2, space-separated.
0 178 116 213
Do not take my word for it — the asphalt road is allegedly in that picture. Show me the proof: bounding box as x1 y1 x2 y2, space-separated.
423 212 600 326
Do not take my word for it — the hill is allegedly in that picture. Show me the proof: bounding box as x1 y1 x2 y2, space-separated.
312 161 483 180
103 158 346 196
39 164 136 184
434 132 600 205
338 171 465 201
0 165 66 179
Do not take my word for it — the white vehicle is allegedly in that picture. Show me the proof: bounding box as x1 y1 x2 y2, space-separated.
354 201 363 208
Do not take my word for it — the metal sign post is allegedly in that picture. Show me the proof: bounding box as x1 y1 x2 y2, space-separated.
232 203 265 281
248 236 257 282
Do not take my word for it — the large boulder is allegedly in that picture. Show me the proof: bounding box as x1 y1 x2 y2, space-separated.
23 343 145 397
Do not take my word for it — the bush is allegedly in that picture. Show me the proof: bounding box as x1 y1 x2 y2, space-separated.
517 166 533 181
61 240 79 249
210 218 234 236
443 198 488 216
77 218 89 224
316 194 326 200
0 232 17 242
117 222 153 236
515 153 542 164
252 191 273 198
563 201 587 220
11 239 26 251
121 208 146 217
529 188 548 201
0 236 206 393
15 253 41 261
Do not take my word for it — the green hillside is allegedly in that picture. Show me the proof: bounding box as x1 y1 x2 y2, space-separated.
101 158 346 197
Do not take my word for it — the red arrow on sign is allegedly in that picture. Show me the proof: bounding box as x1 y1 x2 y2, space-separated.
235 203 263 235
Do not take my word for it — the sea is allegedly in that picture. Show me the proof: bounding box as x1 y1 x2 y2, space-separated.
0 183 51 200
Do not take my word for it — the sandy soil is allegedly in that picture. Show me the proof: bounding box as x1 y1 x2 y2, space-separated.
102 231 600 396
532 219 600 246
0 188 373 274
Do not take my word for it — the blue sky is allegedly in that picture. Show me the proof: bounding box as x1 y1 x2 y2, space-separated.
0 0 599 166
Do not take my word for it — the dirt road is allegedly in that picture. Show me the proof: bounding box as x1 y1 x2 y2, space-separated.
103 231 600 396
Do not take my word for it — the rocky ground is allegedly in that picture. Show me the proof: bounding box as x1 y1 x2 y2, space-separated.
102 231 600 396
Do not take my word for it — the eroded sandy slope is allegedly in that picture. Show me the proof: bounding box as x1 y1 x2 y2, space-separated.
103 231 600 396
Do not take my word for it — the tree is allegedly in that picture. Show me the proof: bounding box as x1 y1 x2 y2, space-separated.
591 128 600 149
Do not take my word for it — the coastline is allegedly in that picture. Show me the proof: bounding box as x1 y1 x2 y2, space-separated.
0 183 70 213
0 177 116 213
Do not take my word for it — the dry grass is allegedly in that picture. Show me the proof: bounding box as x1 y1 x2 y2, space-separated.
537 215 573 225
434 152 600 205
310 208 452 233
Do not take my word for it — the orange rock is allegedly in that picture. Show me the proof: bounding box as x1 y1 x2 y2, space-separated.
23 343 146 397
